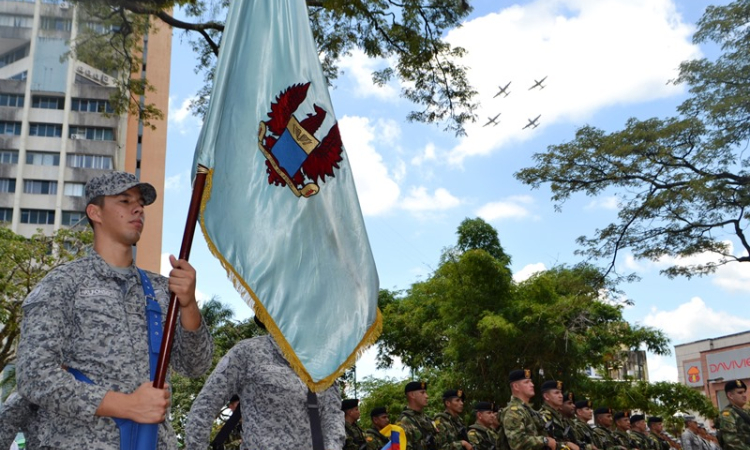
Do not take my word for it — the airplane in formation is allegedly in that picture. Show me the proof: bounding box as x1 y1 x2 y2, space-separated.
483 113 501 127
523 114 541 130
493 82 511 98
528 76 547 90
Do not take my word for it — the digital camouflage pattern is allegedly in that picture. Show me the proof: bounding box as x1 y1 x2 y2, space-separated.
184 335 345 450
84 171 156 205
571 418 596 450
681 429 703 450
502 396 548 450
468 423 499 450
16 253 214 450
539 404 571 444
0 392 40 449
629 430 656 450
718 404 750 450
592 425 627 450
434 411 468 450
345 421 367 450
365 427 390 450
400 407 440 450
613 429 634 450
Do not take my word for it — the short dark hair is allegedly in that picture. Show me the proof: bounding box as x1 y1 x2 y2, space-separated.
86 195 105 228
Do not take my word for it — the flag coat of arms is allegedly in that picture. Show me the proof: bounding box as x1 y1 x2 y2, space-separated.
192 0 381 391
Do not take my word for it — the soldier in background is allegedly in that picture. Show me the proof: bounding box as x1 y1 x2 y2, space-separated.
561 392 581 448
628 414 654 450
592 407 627 450
399 381 440 450
647 417 671 450
718 379 750 450
434 389 473 450
539 381 579 450
501 369 556 450
681 417 704 450
343 399 366 450
468 402 499 450
572 399 597 450
364 407 390 450
612 412 634 450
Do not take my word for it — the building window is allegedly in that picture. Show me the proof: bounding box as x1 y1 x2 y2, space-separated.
63 182 84 197
31 96 63 110
24 180 57 195
26 152 60 166
61 211 85 226
21 209 55 225
0 45 29 68
0 15 33 29
9 71 27 81
0 150 18 164
68 126 114 141
0 122 21 135
29 123 62 138
40 17 72 31
0 208 11 222
0 94 23 107
0 178 16 193
71 98 113 114
66 154 112 170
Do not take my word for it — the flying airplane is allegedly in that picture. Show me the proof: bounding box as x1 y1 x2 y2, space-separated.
528 76 547 90
523 114 541 130
493 82 511 98
483 113 501 127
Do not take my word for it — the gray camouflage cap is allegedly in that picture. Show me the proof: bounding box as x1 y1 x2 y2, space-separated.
85 171 157 206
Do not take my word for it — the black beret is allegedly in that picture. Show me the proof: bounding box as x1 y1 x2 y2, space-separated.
575 399 592 409
370 407 388 417
594 407 612 415
648 417 663 425
229 394 240 403
630 414 645 424
614 411 630 421
341 398 359 411
474 401 494 412
509 369 532 383
405 381 427 393
443 389 466 401
563 392 576 403
541 380 563 392
726 379 748 393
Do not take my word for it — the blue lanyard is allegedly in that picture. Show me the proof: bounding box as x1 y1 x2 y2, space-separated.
137 268 162 382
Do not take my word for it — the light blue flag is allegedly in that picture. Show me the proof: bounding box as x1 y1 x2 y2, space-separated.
191 0 381 391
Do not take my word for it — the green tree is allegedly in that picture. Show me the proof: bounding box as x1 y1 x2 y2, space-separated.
515 0 750 279
0 227 92 372
71 0 478 135
378 219 669 406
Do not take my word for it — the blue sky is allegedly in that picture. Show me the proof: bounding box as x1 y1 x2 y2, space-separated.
158 0 746 383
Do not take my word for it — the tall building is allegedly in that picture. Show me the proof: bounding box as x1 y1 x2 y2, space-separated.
0 0 169 271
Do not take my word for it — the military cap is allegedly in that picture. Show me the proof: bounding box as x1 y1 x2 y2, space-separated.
474 401 494 412
541 380 563 392
443 389 466 401
341 398 359 411
85 171 156 206
630 414 645 424
575 399 592 409
370 407 388 417
509 369 532 383
683 415 696 423
648 416 663 425
613 411 630 421
563 391 576 403
594 407 612 416
229 394 240 403
405 381 427 393
725 379 748 393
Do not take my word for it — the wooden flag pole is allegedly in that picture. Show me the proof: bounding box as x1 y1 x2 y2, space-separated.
153 165 209 389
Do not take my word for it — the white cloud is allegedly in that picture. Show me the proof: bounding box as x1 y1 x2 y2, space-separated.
647 352 678 382
514 262 547 282
401 186 461 212
585 196 619 210
338 50 399 101
164 172 188 192
477 195 535 221
443 0 700 164
168 95 201 135
339 115 401 215
643 297 750 343
411 143 437 166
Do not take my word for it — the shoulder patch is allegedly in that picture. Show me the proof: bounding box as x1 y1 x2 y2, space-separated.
511 406 519 411
723 411 731 416
366 437 373 442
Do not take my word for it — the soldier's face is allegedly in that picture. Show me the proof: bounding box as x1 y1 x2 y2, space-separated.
616 418 630 431
728 388 748 407
517 379 535 398
598 413 613 427
92 187 146 246
577 406 592 422
445 397 464 414
347 406 361 421
544 389 563 408
411 389 429 408
373 413 390 430
650 422 663 433
633 420 646 432
477 410 494 427
562 400 576 417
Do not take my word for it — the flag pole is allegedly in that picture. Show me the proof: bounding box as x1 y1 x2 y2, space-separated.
153 164 209 389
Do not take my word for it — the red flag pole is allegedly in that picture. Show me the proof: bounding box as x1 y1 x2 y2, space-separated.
153 165 209 389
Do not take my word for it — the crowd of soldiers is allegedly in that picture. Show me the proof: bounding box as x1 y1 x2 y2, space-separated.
340 370 750 450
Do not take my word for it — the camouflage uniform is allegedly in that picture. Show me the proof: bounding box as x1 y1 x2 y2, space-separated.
16 253 214 450
0 392 40 449
681 429 703 450
649 432 671 450
502 396 548 450
592 425 627 450
434 411 468 449
184 335 345 450
345 421 367 450
540 404 574 445
718 404 750 450
630 430 655 450
468 423 499 450
571 418 596 450
612 429 633 450
365 427 390 450
400 407 440 450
